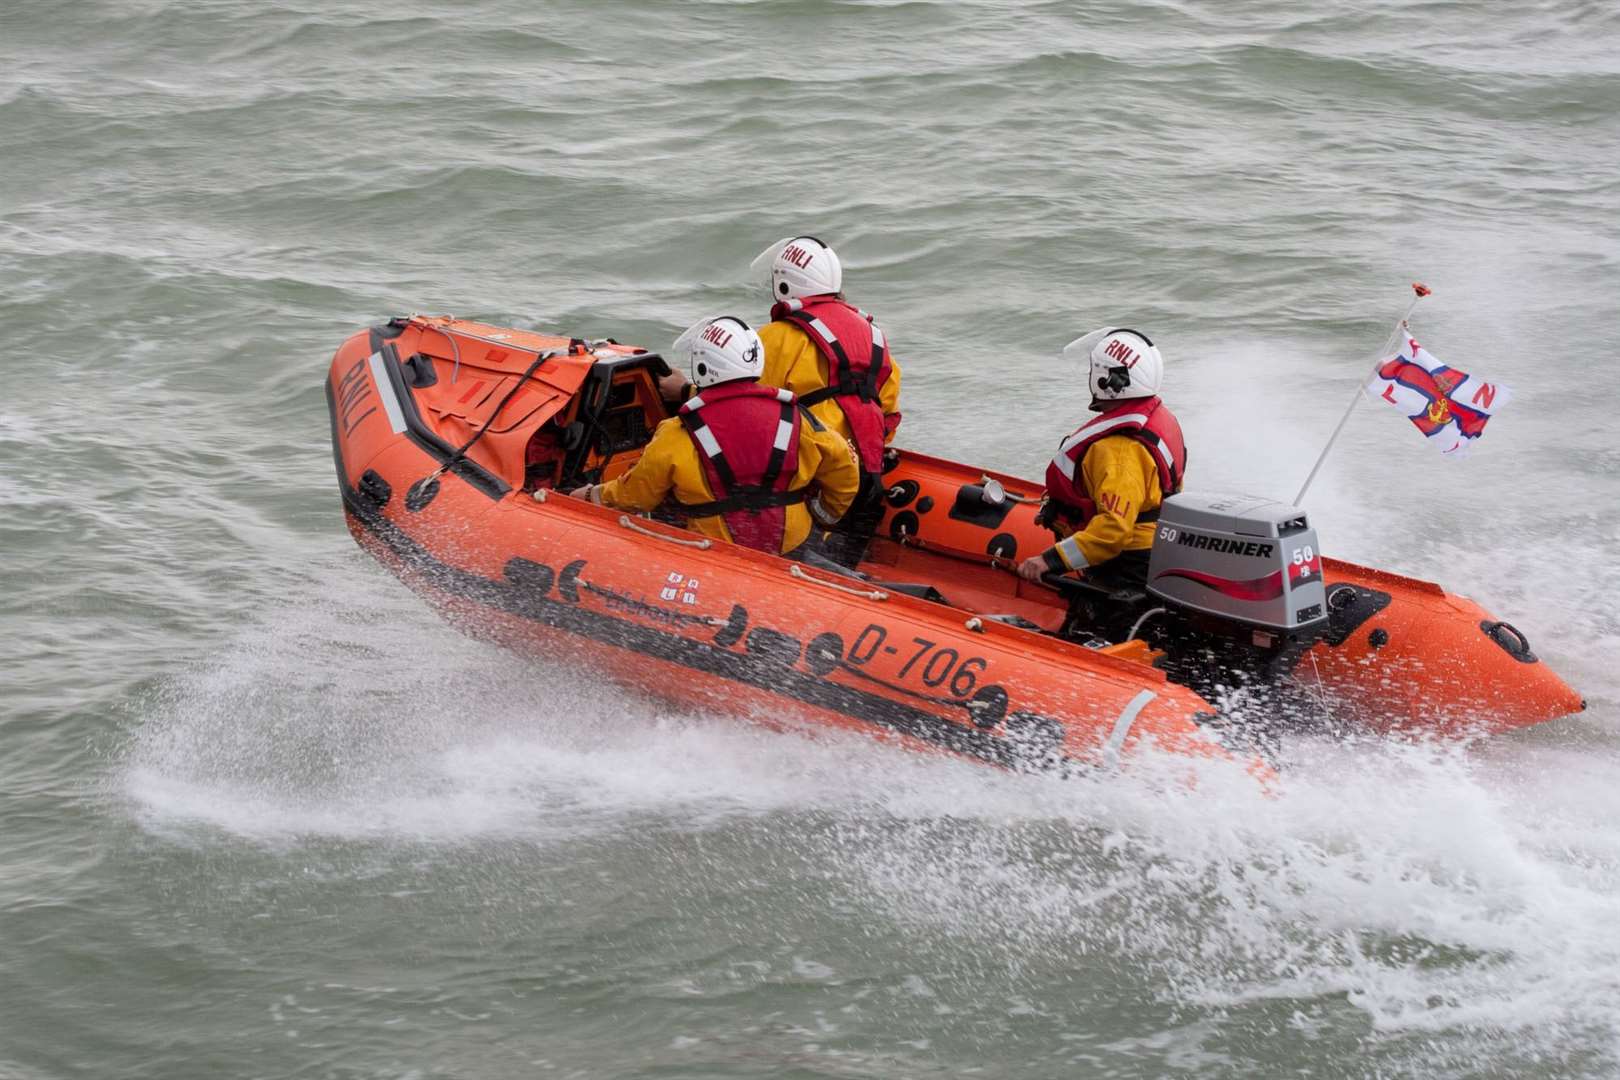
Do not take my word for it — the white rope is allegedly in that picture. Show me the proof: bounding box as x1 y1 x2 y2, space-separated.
1125 606 1166 642
410 318 466 385
1308 651 1333 727
619 515 712 548
788 563 888 601
530 488 548 503
965 616 984 632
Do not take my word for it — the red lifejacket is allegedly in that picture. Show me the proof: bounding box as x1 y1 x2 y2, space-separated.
769 295 896 474
676 380 804 553
1043 397 1187 528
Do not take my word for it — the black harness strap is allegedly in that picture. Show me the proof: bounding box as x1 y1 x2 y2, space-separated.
786 312 882 406
862 334 883 399
677 400 801 518
678 410 738 491
758 400 795 492
676 487 808 518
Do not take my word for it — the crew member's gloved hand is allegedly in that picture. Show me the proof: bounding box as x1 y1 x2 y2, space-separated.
657 371 690 403
1018 549 1074 583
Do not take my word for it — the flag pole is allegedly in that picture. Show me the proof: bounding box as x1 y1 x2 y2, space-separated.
1292 282 1431 506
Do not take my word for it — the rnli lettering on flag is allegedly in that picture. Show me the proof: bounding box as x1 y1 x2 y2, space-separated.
1363 335 1511 457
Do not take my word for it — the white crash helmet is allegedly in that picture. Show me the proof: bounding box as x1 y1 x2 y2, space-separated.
750 235 843 301
670 315 764 388
1061 327 1163 406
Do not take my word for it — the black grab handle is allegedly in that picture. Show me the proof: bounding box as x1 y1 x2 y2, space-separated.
1480 620 1537 664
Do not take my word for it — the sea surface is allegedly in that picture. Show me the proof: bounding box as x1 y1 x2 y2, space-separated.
4 1 1620 1076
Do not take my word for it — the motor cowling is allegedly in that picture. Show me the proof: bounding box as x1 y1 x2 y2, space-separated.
1147 493 1328 640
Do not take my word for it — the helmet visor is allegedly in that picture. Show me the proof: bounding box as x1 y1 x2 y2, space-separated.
1059 327 1111 366
748 237 794 293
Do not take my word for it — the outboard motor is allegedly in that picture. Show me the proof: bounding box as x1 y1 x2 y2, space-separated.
1143 493 1329 693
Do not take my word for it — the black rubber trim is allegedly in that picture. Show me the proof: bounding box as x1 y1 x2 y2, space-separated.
357 469 391 509
885 479 920 508
371 318 410 341
1321 583 1393 647
401 352 439 388
948 484 1014 529
327 379 1066 771
367 329 509 500
405 476 440 512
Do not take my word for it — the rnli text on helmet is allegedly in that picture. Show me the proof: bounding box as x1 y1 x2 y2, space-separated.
1104 338 1140 367
780 244 815 269
701 323 734 348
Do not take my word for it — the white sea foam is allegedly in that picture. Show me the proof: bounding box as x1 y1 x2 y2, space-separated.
120 549 1620 1063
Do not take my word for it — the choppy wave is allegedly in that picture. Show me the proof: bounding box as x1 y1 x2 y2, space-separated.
105 565 1619 1074
4 0 1619 1074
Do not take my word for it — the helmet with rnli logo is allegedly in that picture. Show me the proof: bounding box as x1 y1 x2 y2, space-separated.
671 315 764 388
1061 327 1163 407
750 235 843 301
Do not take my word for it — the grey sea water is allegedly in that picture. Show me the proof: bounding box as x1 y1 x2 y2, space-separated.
4 1 1620 1076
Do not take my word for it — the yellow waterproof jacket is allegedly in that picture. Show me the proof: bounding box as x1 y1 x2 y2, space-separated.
597 408 861 554
1045 435 1163 571
757 320 902 453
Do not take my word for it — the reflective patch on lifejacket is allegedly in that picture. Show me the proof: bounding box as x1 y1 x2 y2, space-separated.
1052 412 1153 481
367 351 408 434
773 388 794 403
805 317 839 345
1140 431 1177 490
685 393 707 411
772 416 794 451
871 324 886 349
692 423 723 459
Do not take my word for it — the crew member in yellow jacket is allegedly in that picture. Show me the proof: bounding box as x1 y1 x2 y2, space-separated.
575 316 859 556
1018 328 1187 587
658 237 902 464
752 236 901 470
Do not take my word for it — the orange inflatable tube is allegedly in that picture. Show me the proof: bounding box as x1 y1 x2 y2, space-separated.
326 316 1582 779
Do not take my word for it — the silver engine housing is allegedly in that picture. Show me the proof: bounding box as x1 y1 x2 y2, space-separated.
1147 493 1328 635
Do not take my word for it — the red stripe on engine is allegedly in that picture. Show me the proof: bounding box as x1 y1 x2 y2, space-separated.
1153 568 1285 602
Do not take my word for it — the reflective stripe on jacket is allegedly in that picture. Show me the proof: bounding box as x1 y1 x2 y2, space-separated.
1041 398 1187 571
676 381 802 553
1043 436 1166 571
596 388 861 554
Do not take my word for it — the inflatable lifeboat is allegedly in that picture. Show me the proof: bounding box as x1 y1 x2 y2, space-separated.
325 315 1584 774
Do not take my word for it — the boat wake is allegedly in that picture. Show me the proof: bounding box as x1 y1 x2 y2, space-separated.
119 555 1620 1069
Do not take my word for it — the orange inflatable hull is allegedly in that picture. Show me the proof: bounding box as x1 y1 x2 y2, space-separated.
325 317 1582 776
862 453 1585 737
